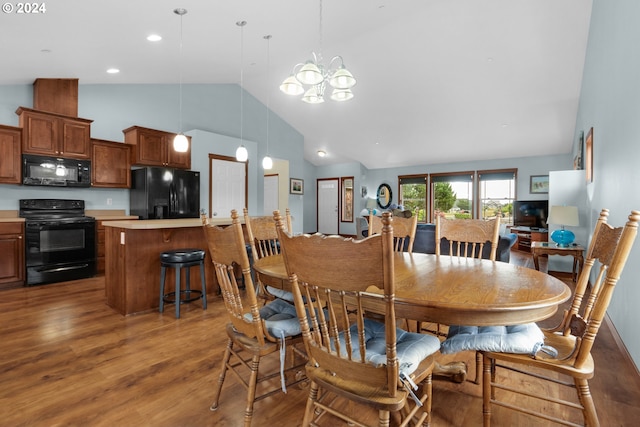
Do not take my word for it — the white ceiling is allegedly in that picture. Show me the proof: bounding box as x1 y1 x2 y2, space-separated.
0 0 592 169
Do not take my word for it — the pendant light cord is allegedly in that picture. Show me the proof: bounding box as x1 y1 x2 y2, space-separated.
265 35 271 155
178 12 184 134
238 21 246 144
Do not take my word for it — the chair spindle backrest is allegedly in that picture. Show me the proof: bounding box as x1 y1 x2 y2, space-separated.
203 209 271 344
555 209 639 368
435 216 501 261
368 210 418 253
275 211 399 396
244 207 292 261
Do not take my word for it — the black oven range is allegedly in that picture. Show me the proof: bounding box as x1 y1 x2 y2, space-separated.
19 199 96 286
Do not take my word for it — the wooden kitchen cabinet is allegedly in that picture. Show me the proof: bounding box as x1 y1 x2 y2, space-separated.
91 139 131 188
0 124 22 185
0 222 25 289
509 226 549 253
16 107 92 159
123 125 191 169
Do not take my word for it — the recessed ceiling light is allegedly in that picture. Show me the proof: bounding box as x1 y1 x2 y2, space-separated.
106 68 120 74
147 34 162 42
317 150 327 157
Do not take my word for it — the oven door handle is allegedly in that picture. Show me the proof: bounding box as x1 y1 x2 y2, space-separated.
36 264 90 274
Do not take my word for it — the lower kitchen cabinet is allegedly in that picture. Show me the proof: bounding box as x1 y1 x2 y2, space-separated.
0 222 25 289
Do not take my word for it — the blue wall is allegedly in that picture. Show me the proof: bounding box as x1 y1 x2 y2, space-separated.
572 0 640 369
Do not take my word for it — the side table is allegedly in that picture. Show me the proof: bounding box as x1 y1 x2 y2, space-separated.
531 241 585 282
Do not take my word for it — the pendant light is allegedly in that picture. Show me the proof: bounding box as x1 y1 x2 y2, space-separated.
235 21 248 162
173 8 189 153
262 35 273 170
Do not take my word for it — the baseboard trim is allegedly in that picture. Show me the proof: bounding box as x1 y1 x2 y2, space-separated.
604 313 640 378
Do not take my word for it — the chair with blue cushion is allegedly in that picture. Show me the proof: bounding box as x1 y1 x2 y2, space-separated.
424 216 502 382
204 210 306 427
244 207 294 303
275 211 440 427
442 209 639 426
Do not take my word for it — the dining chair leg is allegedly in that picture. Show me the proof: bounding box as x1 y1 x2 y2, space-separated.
576 378 600 427
482 355 492 427
243 354 261 427
424 373 433 427
377 409 390 427
474 351 482 384
210 339 233 411
302 381 319 427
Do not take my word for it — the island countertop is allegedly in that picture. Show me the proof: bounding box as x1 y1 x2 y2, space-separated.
103 217 242 229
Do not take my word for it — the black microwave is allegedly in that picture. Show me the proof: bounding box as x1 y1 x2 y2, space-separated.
22 154 92 187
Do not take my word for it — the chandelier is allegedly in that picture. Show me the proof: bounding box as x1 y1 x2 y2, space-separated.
279 0 356 103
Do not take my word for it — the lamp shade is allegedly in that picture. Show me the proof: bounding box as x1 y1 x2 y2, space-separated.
366 197 377 210
547 205 579 226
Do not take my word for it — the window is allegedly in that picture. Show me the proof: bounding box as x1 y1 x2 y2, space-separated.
399 175 427 222
430 172 474 221
477 169 516 225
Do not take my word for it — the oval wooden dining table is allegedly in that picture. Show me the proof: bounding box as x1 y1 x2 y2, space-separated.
253 252 572 327
253 252 571 382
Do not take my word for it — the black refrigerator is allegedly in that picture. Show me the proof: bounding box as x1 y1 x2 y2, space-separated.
130 167 200 219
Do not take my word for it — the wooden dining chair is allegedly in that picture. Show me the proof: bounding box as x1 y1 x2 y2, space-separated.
479 209 639 427
435 215 501 260
204 210 306 427
368 210 418 253
244 207 293 302
275 211 441 427
428 216 501 382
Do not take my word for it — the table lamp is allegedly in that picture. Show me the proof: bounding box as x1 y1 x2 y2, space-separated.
547 205 579 247
366 197 378 214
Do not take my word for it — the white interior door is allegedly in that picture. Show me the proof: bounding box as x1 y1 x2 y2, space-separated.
317 179 339 234
263 174 279 216
210 158 246 217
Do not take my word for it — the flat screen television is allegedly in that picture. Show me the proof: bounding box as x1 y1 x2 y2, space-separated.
513 200 548 229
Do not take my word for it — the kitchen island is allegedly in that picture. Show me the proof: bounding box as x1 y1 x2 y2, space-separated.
103 217 235 315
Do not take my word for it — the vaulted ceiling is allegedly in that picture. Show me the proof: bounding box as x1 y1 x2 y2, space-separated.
0 0 592 169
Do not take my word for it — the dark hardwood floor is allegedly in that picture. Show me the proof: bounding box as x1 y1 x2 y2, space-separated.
0 250 638 426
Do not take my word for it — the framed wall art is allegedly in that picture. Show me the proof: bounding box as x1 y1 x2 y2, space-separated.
585 127 594 182
290 178 304 195
530 175 549 194
341 176 354 222
573 130 584 170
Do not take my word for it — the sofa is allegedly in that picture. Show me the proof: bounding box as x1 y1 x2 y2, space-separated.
356 218 517 263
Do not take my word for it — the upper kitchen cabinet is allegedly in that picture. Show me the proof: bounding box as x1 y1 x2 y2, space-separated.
16 107 93 159
0 124 22 185
123 125 191 169
33 78 79 117
91 139 131 188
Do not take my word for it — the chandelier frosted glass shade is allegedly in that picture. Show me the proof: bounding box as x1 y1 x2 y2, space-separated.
329 66 356 89
302 86 325 104
235 145 248 162
296 61 324 85
173 133 189 152
279 76 304 95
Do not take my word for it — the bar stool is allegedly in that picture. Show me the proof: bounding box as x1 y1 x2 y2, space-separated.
159 248 207 319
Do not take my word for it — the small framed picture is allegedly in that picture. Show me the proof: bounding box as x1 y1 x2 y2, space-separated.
290 178 304 195
530 175 549 194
